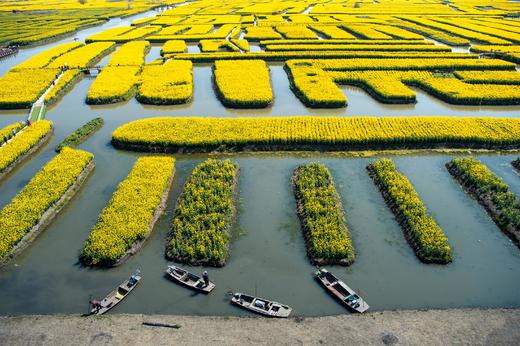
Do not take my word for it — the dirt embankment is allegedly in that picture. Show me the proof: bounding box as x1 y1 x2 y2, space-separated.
0 309 519 346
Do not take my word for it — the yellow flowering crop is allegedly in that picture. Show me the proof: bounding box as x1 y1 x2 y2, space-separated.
111 117 520 151
399 16 511 44
275 25 318 39
81 156 175 266
340 24 393 39
293 163 355 265
305 58 516 71
266 44 450 52
167 159 239 266
214 60 273 108
86 26 160 43
87 66 141 104
393 20 470 46
44 69 82 104
0 147 94 263
106 41 150 67
244 26 282 40
0 68 62 108
12 42 83 70
137 60 193 105
86 41 149 104
454 71 520 85
161 40 187 55
0 122 24 144
286 64 347 107
470 45 520 64
448 158 520 249
200 39 240 52
367 159 452 264
0 120 53 174
175 51 478 63
48 42 115 69
308 25 356 39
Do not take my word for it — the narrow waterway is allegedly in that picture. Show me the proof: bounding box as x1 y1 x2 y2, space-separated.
0 9 519 317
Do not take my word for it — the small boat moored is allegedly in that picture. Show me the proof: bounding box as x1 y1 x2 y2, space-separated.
314 268 369 313
166 265 215 293
231 292 292 318
89 270 141 315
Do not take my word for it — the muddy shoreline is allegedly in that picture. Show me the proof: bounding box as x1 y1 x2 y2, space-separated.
0 308 518 345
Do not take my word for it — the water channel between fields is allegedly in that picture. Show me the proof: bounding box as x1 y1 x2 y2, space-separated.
0 12 519 317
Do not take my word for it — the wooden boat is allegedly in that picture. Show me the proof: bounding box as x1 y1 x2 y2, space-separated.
165 265 215 293
89 271 141 315
314 268 369 313
231 292 292 318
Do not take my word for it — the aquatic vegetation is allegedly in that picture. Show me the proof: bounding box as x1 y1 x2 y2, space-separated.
111 117 520 152
81 156 175 266
166 159 239 266
367 159 453 264
213 60 273 108
55 117 104 152
447 158 520 249
0 121 53 174
293 163 355 265
0 147 94 263
137 60 193 105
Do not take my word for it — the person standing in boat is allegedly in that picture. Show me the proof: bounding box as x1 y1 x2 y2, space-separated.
90 299 102 313
202 271 209 287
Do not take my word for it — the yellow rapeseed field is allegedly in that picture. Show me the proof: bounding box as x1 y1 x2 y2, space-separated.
0 147 93 263
81 156 175 266
214 60 273 108
112 117 520 150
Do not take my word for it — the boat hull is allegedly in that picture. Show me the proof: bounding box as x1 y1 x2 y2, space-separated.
166 265 215 293
230 293 292 318
314 269 369 313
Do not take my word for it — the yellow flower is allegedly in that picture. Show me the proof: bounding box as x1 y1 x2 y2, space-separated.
0 147 93 262
81 156 175 266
